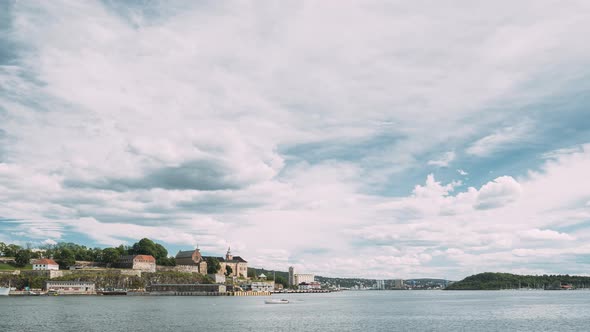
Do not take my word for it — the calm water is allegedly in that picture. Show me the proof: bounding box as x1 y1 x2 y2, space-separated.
1 290 590 331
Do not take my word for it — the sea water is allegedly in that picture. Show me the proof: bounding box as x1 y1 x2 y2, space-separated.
1 290 589 331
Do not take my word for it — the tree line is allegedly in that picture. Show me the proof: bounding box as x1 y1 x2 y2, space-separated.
0 238 176 269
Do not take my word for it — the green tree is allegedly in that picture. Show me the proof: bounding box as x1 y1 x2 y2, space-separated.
157 257 176 266
206 257 221 274
55 248 76 268
14 250 32 267
5 244 22 257
102 248 121 265
29 250 42 259
129 238 168 260
275 275 288 288
116 244 128 256
0 242 6 256
154 244 168 261
225 265 233 277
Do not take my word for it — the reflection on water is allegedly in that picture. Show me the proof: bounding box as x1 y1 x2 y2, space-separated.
1 290 590 331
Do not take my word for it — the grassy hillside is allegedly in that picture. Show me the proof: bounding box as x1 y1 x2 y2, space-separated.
0 263 32 270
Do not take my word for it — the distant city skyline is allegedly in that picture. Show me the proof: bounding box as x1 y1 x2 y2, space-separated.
1 1 590 280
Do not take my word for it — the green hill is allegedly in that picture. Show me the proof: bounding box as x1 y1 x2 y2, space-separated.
446 272 590 290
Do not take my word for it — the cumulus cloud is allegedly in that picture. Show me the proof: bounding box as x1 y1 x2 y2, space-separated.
457 169 468 176
475 176 522 209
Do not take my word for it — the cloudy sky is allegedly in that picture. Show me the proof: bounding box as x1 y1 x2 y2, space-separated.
1 0 590 280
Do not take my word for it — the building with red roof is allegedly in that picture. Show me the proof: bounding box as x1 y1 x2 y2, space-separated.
116 254 156 273
33 258 59 271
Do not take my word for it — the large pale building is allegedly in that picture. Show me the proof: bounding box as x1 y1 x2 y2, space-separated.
375 280 385 290
32 258 59 271
175 248 208 274
288 266 316 287
294 273 315 285
116 255 156 273
45 281 95 294
204 247 248 278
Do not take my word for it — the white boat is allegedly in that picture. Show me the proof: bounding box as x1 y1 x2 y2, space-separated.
265 299 289 304
0 281 10 296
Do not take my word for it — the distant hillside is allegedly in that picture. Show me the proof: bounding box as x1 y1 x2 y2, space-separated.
446 272 590 290
248 268 378 288
316 276 377 288
248 268 452 289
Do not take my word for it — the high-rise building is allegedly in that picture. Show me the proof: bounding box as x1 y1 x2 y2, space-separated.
288 266 294 286
375 280 385 290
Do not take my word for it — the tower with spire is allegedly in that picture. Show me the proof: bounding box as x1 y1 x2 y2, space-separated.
226 246 233 261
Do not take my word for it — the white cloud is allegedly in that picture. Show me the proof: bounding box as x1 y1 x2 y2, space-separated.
457 169 468 176
518 229 574 241
466 123 531 157
42 239 58 246
427 151 456 167
475 176 522 210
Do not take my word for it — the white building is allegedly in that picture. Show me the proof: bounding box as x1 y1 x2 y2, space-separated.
45 281 95 294
298 282 321 290
250 281 275 292
295 273 315 285
32 258 59 271
375 280 385 290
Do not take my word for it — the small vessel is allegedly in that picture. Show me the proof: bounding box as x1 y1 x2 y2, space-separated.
265 299 289 304
0 281 11 296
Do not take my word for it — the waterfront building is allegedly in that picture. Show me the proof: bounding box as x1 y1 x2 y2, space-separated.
45 281 95 294
32 258 59 271
288 267 316 288
116 255 156 273
146 283 226 295
175 248 208 274
249 281 275 292
298 282 321 291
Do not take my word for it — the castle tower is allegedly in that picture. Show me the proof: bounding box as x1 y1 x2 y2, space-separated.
226 247 233 261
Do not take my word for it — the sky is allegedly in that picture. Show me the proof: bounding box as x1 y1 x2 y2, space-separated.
1 0 590 280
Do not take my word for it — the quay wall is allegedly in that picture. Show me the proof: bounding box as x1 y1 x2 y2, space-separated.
141 291 272 296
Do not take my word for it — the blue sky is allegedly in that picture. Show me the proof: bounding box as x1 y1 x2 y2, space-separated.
1 0 590 280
